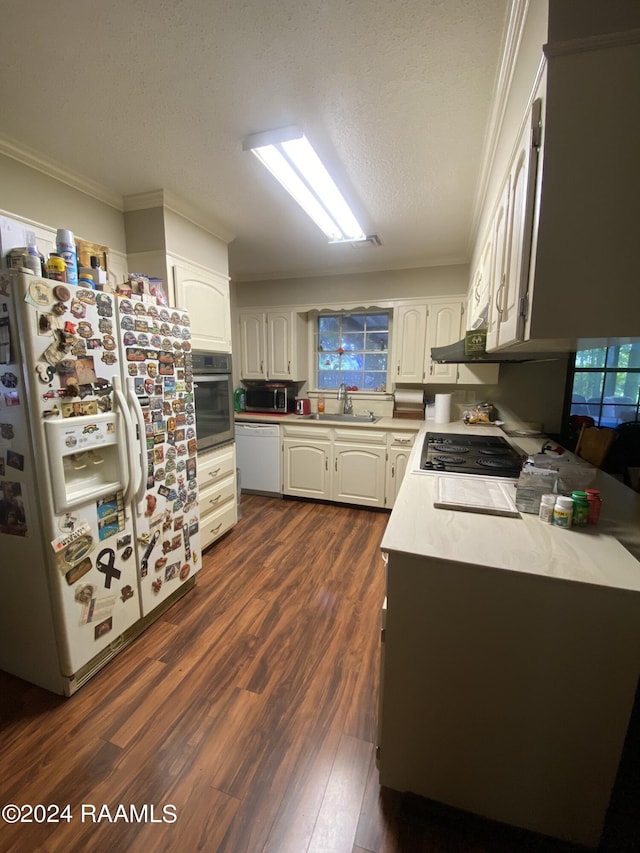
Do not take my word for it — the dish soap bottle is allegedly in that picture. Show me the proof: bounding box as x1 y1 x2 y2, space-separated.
233 387 246 413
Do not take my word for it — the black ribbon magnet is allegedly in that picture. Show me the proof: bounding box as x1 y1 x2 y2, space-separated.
96 548 121 589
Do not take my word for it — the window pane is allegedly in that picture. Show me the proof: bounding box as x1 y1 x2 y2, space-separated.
316 311 389 390
318 332 340 351
575 348 606 368
318 353 341 370
343 315 365 333
365 353 388 371
366 314 389 331
319 316 340 333
366 332 388 351
318 371 341 390
572 372 603 403
341 333 364 351
340 353 363 370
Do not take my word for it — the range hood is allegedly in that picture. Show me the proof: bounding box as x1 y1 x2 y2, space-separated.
431 339 563 364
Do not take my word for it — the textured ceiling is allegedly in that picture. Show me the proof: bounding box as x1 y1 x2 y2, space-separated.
0 0 509 281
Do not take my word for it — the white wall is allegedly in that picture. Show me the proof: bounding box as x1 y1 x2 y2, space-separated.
0 154 126 253
233 264 468 310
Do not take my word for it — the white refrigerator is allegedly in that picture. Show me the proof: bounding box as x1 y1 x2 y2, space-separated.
0 271 201 695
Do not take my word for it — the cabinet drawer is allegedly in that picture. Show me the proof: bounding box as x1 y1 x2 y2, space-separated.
387 431 417 449
198 445 235 486
201 500 237 549
199 474 236 515
282 424 332 441
334 428 386 446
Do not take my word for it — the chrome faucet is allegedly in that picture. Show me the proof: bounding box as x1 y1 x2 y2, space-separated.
337 383 353 414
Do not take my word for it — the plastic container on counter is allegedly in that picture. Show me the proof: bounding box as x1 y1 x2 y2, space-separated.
585 488 602 525
571 490 590 527
538 493 556 523
553 496 574 529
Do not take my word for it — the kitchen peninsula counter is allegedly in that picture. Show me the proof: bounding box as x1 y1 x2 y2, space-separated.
382 422 640 584
378 421 640 849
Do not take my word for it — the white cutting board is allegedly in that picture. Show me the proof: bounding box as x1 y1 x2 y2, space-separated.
434 475 520 517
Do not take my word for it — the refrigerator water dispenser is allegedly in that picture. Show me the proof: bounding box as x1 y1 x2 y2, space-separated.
44 412 128 513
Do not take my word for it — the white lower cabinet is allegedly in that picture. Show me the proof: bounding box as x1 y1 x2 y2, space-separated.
283 436 333 499
332 442 386 507
283 425 413 508
385 431 416 508
198 444 237 549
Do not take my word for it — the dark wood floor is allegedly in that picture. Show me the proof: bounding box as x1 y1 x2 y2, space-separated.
0 494 638 852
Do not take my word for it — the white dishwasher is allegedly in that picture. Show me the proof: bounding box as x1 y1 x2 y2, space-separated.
235 422 282 495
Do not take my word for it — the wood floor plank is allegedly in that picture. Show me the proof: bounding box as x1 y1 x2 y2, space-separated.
0 494 636 853
306 734 373 853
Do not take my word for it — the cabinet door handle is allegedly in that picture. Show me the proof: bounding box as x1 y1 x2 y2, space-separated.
325 457 328 471
208 495 222 506
209 523 222 535
208 468 221 478
496 274 506 316
334 458 338 472
396 364 400 375
287 360 291 374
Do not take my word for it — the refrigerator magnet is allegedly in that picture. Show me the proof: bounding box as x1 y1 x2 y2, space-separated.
152 578 162 593
94 617 112 640
65 558 92 586
96 548 121 589
95 294 112 317
121 585 134 602
70 299 86 319
26 280 53 309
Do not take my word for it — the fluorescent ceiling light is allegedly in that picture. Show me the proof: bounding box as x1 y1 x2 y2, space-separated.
243 126 367 243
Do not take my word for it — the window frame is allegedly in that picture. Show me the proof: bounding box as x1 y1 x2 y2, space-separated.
314 309 391 393
567 345 640 428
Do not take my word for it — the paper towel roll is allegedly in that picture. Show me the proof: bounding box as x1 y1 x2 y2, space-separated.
394 390 424 407
434 393 452 424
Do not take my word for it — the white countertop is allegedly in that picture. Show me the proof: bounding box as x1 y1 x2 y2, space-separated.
381 422 640 593
235 412 422 430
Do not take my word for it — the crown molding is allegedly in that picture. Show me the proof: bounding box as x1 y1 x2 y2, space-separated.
123 189 235 245
0 135 235 245
0 134 123 210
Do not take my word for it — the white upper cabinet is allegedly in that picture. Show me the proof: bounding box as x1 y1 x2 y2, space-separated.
472 28 640 352
424 300 462 384
171 257 231 352
496 98 541 349
393 298 499 386
239 309 308 381
394 304 428 383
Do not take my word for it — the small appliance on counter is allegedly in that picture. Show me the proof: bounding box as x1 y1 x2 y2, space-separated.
295 397 311 415
245 382 296 414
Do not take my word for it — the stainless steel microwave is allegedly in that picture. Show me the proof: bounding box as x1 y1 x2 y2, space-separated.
245 384 296 414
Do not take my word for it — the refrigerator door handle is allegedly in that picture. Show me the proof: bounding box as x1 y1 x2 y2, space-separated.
126 377 149 515
112 375 138 509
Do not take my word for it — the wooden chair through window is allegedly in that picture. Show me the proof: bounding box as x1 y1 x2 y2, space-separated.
574 424 616 469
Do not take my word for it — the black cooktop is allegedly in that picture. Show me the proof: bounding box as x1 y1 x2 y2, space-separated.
419 432 523 478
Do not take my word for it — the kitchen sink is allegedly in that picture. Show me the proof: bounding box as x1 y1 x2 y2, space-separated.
298 413 380 423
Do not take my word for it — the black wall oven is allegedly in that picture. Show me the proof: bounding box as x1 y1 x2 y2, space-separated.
192 351 234 452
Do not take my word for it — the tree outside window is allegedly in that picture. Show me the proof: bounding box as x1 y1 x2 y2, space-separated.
570 344 640 427
317 312 389 391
